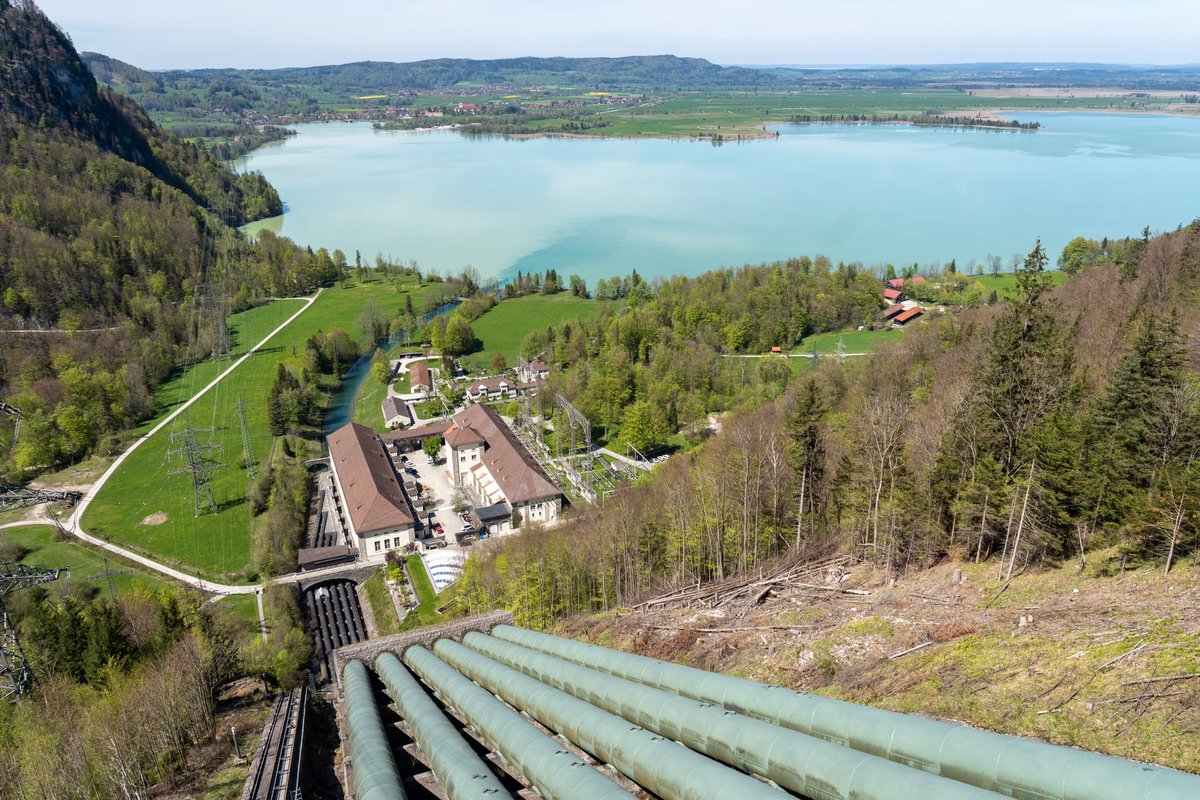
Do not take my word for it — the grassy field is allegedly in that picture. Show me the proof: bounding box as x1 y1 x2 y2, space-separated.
218 593 262 624
793 327 908 355
461 293 610 372
83 276 434 583
1 525 168 596
397 554 443 630
353 372 390 430
596 90 1184 138
133 301 307 436
362 567 402 636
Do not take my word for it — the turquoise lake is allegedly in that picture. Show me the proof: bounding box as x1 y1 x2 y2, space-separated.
239 114 1200 283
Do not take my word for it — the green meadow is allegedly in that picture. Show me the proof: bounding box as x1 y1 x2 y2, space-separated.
596 90 1161 138
461 294 609 372
2 525 168 596
82 277 432 584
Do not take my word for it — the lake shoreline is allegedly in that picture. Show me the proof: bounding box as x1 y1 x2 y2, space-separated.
232 104 1200 158
235 114 1200 285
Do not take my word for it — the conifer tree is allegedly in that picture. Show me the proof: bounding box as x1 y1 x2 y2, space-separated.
972 239 1070 474
787 378 825 548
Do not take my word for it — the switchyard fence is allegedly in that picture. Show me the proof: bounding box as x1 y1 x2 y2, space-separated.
334 613 1200 800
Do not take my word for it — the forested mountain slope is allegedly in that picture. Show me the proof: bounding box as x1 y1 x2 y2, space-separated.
458 226 1200 626
0 0 337 477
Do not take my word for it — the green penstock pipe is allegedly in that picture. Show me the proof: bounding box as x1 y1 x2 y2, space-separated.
375 651 509 799
490 624 1200 800
402 645 633 800
342 659 408 800
461 631 1010 800
431 639 787 800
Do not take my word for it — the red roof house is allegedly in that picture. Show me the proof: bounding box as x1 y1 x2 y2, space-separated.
894 307 924 325
883 288 904 302
881 304 906 320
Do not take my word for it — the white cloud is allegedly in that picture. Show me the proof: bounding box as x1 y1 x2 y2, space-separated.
37 0 1200 69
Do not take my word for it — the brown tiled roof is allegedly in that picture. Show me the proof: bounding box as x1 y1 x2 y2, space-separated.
467 376 511 394
450 404 559 503
881 303 905 320
297 545 355 570
328 422 413 534
445 422 486 447
382 395 410 421
382 419 452 442
410 361 431 387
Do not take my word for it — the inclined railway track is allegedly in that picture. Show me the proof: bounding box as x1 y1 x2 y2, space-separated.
244 684 307 800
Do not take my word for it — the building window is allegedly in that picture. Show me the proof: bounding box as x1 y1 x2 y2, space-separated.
374 541 381 552
384 538 391 549
472 453 478 461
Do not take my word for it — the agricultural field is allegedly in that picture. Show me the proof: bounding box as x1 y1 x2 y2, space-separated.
595 90 1157 138
915 269 1070 305
461 293 610 372
82 276 433 583
1 524 168 596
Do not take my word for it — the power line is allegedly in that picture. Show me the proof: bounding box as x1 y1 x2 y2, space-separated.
235 394 258 479
167 415 222 516
86 558 132 600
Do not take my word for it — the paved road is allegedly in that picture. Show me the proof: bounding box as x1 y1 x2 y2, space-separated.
42 291 325 596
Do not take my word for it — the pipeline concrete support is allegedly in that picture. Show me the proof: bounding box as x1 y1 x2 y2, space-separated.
432 639 786 800
403 645 634 800
343 660 408 800
491 624 1200 800
461 632 1006 800
375 652 510 799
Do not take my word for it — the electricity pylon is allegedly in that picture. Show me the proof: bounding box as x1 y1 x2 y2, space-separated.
0 486 81 514
167 416 221 516
0 563 68 702
0 401 19 447
234 395 257 479
86 558 132 599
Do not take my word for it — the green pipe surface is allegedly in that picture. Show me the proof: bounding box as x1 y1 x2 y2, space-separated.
462 631 1007 800
403 645 633 800
343 659 408 800
375 652 509 798
491 624 1200 800
432 639 786 800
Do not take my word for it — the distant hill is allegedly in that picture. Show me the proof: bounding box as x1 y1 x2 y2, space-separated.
221 54 783 90
79 51 162 92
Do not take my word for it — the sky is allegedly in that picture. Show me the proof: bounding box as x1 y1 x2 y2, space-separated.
34 0 1200 70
